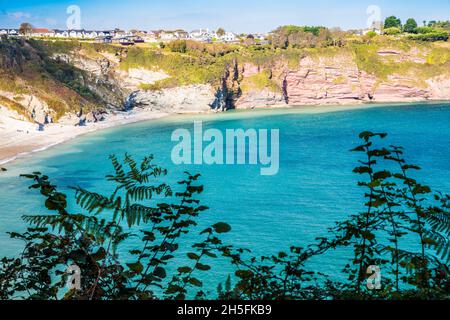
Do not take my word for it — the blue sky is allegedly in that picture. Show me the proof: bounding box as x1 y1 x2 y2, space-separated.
0 0 449 33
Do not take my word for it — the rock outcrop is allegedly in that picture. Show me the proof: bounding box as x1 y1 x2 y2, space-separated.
127 85 215 113
116 68 169 91
52 53 127 109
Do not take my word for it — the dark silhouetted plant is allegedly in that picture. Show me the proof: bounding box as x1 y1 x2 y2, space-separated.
219 132 449 300
0 133 449 301
0 154 230 300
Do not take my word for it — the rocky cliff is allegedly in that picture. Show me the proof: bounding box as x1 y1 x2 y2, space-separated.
218 45 450 109
1 39 449 127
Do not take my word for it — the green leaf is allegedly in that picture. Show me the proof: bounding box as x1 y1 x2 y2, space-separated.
127 261 143 273
166 284 183 294
178 267 192 274
187 253 199 260
235 270 254 278
154 266 167 279
188 277 202 287
200 227 212 235
92 247 106 261
195 263 211 271
204 251 217 258
212 222 231 234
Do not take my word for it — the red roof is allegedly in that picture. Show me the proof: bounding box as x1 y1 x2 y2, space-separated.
33 28 52 33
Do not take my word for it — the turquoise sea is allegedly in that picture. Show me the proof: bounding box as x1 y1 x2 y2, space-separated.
1 102 449 293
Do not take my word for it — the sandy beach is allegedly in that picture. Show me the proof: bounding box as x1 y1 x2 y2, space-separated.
1 101 448 167
0 107 170 166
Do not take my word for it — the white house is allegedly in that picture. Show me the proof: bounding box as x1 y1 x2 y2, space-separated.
160 31 177 41
83 31 99 38
175 30 189 39
54 30 69 38
7 29 19 36
363 21 382 35
253 33 267 41
220 32 237 42
68 30 85 38
103 31 116 38
143 31 158 43
189 29 213 42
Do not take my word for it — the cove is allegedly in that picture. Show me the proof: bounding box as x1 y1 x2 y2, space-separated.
0 102 449 289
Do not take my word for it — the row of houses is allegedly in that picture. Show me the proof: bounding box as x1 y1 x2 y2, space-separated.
0 28 118 39
156 29 241 43
0 27 268 44
0 29 19 36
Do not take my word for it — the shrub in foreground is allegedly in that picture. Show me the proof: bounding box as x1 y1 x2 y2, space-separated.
0 133 449 300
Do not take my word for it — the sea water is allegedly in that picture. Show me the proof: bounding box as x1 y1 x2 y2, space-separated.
0 102 449 294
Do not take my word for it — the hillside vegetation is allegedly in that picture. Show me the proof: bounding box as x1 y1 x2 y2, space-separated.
0 34 450 122
122 40 450 96
0 39 108 122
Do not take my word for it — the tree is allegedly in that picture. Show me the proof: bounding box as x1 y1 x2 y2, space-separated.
404 18 418 33
384 16 402 29
329 28 347 47
19 22 33 36
317 28 333 47
216 28 226 37
270 25 327 49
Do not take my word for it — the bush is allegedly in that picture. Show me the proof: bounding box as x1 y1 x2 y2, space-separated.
416 27 437 34
0 155 231 300
384 27 402 35
365 31 378 38
167 40 187 53
408 30 449 42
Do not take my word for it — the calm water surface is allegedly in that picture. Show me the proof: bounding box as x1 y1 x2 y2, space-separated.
1 102 449 292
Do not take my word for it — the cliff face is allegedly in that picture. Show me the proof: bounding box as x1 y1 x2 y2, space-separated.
50 50 215 115
218 47 450 109
0 40 117 125
51 52 126 110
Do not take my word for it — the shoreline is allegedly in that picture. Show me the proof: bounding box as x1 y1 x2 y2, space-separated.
0 109 171 166
1 100 449 166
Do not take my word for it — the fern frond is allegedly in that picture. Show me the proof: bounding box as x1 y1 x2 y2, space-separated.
72 187 114 214
127 184 172 201
124 204 161 227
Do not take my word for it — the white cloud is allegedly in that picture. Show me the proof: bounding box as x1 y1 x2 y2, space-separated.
8 11 31 20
